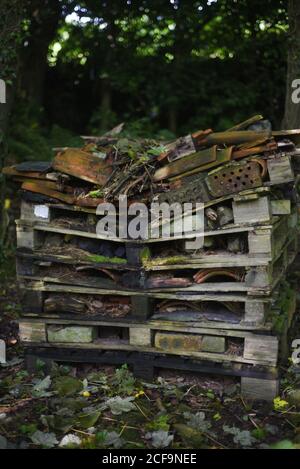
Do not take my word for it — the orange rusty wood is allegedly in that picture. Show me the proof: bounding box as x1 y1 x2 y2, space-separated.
53 148 112 185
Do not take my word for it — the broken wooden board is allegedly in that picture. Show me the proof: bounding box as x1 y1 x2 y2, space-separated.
21 181 104 207
272 129 300 145
227 115 264 132
52 148 112 185
21 181 76 205
198 130 271 147
153 145 230 182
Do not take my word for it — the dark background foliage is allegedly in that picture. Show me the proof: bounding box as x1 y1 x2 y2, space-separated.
0 0 290 163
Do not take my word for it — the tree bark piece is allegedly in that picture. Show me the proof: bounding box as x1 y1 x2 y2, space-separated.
53 148 112 185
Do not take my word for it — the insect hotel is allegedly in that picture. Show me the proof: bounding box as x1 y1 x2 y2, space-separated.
3 115 300 400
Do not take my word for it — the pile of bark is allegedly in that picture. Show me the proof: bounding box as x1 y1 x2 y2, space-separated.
3 114 300 209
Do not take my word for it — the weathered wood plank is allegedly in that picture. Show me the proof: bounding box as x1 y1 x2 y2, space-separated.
19 322 46 342
241 377 279 401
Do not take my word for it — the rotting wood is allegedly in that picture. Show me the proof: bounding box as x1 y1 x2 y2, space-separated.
5 117 300 400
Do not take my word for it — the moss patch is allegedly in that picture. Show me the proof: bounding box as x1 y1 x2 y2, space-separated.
86 254 127 265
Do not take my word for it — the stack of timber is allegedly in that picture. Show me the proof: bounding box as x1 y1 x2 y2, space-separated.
3 115 300 400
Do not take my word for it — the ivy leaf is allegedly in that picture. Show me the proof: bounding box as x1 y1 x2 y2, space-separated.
30 431 58 448
32 375 52 397
184 411 212 432
223 425 256 447
146 430 174 449
104 431 124 449
106 396 135 415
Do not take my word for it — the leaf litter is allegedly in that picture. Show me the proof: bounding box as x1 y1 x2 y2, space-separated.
1 359 300 449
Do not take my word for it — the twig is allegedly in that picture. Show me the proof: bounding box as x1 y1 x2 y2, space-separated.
134 402 150 420
182 384 197 398
71 428 93 436
203 432 228 449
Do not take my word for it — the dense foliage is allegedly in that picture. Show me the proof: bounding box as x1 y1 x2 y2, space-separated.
2 0 288 163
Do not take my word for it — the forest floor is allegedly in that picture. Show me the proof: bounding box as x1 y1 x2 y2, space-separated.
1 252 300 450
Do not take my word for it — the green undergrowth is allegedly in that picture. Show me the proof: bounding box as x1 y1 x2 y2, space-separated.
0 360 299 449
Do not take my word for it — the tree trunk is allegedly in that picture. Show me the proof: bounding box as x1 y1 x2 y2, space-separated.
283 0 300 129
0 0 22 132
99 76 112 132
0 0 23 253
168 107 177 135
20 0 62 107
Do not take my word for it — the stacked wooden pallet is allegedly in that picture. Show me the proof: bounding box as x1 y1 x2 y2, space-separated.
4 116 300 400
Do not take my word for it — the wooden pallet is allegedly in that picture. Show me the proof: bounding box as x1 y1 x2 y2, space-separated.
15 233 298 296
18 186 294 243
24 347 279 401
19 316 279 367
16 209 297 265
19 277 296 328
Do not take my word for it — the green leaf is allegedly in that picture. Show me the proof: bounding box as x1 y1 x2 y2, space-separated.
184 411 212 432
32 375 52 397
52 376 83 397
113 365 136 395
146 414 170 432
147 146 166 156
223 425 257 447
77 410 101 429
146 430 173 449
106 396 135 415
30 431 58 448
42 414 75 433
174 424 204 448
19 423 38 435
104 431 124 449
271 440 296 449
